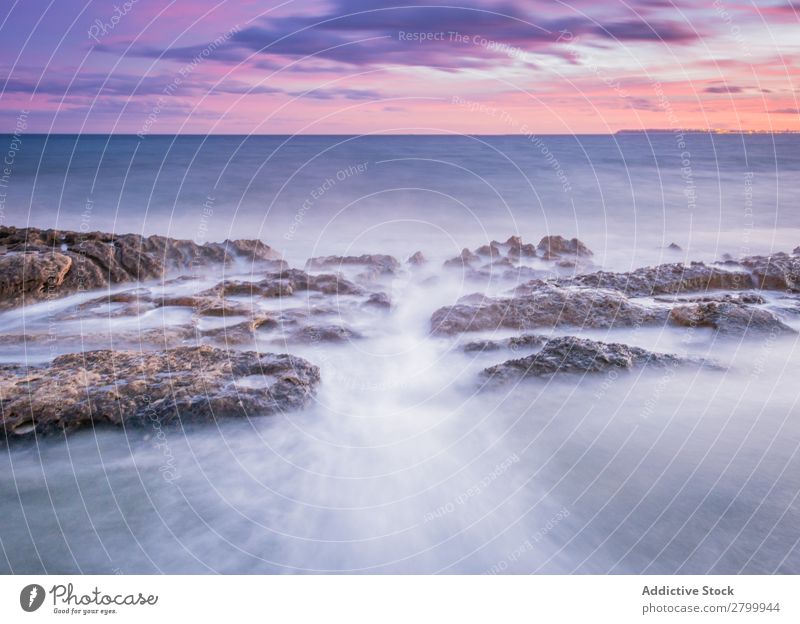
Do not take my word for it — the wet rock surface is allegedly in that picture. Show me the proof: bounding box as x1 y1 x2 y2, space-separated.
669 301 797 335
306 254 400 275
543 262 754 297
462 334 546 352
537 235 593 259
0 226 283 308
482 336 708 383
0 346 320 438
740 253 800 292
2 227 799 441
432 285 667 334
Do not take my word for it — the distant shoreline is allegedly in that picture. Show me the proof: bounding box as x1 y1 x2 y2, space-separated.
1 131 799 137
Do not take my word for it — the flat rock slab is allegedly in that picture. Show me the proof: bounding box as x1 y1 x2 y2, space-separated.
0 346 320 438
482 336 712 383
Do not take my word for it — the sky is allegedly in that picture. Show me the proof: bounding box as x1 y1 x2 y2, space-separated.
0 0 798 134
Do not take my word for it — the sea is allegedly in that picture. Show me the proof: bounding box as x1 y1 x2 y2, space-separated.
0 133 799 573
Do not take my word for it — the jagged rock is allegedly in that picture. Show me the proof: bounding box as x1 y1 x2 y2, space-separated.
0 226 282 308
444 248 481 268
431 285 666 335
504 236 537 258
740 253 800 292
669 302 796 335
306 254 400 275
475 243 502 257
0 346 320 437
667 243 682 251
538 262 753 297
793 247 800 255
463 334 546 352
363 292 391 310
537 235 593 259
407 251 426 266
0 252 73 304
482 336 706 383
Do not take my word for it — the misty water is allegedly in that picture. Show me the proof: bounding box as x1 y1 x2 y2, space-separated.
1 134 799 573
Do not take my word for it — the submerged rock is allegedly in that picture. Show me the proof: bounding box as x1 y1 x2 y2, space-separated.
0 346 320 437
482 336 705 383
363 292 391 310
431 285 666 335
669 302 797 335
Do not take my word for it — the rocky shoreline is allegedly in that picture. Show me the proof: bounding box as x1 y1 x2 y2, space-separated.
1 225 798 440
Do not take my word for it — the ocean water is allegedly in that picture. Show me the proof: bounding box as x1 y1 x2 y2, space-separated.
0 134 799 574
3 133 800 267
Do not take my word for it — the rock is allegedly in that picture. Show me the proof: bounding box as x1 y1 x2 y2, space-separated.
541 262 753 297
653 292 766 305
740 253 800 292
363 292 391 310
201 315 278 345
482 336 705 383
407 251 426 266
463 334 546 352
667 243 682 251
283 324 361 343
537 235 593 259
475 243 502 257
443 248 481 268
504 236 537 258
0 346 320 437
0 226 282 308
205 269 361 299
306 254 400 275
669 302 796 335
793 246 800 255
0 251 73 304
431 285 666 335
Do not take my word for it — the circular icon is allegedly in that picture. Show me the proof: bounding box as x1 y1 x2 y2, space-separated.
20 584 45 612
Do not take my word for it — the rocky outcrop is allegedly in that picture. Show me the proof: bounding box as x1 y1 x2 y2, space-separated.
0 346 320 438
407 251 426 266
537 235 593 259
283 324 361 343
443 248 481 268
740 253 800 292
482 336 706 383
0 252 74 302
306 254 400 275
463 334 546 352
204 269 362 299
537 262 754 297
0 226 283 308
363 292 391 310
431 285 667 335
669 302 797 335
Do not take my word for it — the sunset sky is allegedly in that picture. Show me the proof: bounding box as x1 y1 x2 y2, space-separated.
1 0 798 134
